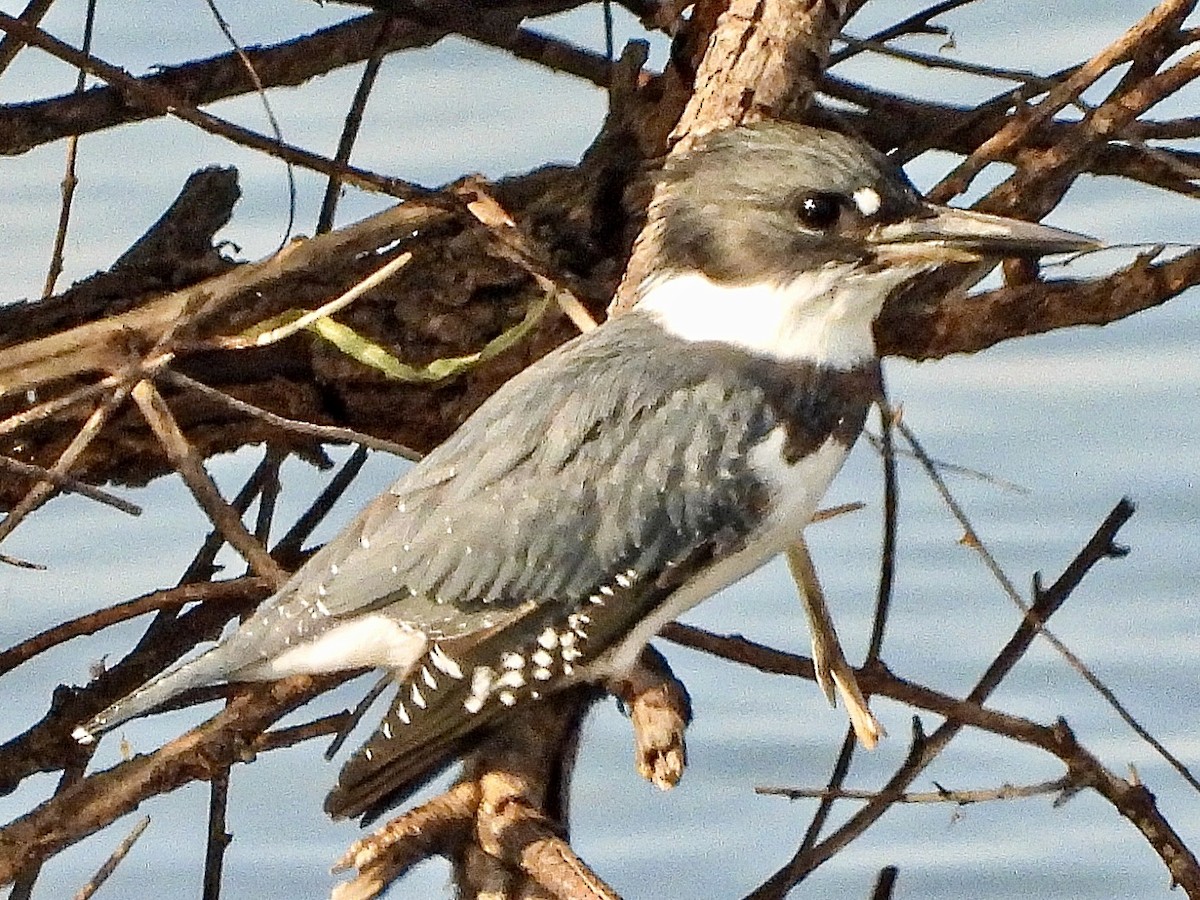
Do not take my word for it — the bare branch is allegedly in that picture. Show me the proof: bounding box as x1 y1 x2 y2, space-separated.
0 578 271 679
928 0 1196 202
72 816 150 900
130 379 286 585
0 14 438 201
0 13 613 157
757 776 1075 805
0 674 345 884
876 247 1200 361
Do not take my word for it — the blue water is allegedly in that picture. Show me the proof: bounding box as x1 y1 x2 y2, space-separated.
2 1 1198 898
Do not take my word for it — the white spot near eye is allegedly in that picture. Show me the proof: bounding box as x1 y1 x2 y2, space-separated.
853 186 881 217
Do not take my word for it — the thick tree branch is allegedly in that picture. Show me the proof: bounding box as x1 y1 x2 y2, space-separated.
876 247 1200 361
0 12 613 157
0 676 342 886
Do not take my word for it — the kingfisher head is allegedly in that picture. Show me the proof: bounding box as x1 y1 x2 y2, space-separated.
636 122 1097 366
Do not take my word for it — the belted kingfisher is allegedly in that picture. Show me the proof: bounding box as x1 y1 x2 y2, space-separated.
73 122 1095 822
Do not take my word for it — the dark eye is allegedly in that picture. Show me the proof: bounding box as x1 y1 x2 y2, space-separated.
797 191 843 230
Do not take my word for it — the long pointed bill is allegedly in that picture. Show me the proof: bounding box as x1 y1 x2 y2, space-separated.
869 204 1101 264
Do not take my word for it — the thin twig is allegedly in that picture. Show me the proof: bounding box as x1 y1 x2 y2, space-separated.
758 775 1074 804
836 34 1061 92
257 712 354 753
867 397 898 666
861 431 1029 493
318 27 390 235
897 421 1200 795
180 454 282 585
0 455 140 515
795 400 898 862
0 13 439 202
0 379 133 547
10 751 93 899
202 0 296 248
555 290 601 333
130 379 287 585
325 675 391 760
830 0 979 65
0 0 54 77
41 0 96 299
869 866 899 900
272 444 372 562
251 447 286 547
73 816 150 900
928 0 1194 202
201 767 232 900
0 578 270 678
243 251 414 347
0 552 44 570
452 178 601 337
0 370 127 437
0 13 614 157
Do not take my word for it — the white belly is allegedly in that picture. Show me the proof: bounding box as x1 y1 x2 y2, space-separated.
598 428 852 675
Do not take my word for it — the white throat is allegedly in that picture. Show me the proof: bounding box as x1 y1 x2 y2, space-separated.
637 264 919 368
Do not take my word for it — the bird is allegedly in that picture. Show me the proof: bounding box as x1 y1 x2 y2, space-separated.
73 121 1096 822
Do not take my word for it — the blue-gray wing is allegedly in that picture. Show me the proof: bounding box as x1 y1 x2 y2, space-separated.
268 311 777 638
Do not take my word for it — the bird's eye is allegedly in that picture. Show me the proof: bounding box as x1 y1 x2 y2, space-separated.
797 192 843 230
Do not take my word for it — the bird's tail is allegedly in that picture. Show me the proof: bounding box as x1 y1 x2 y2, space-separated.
324 658 491 823
72 642 251 744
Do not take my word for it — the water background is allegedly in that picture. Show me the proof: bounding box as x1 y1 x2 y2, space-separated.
1 1 1198 898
